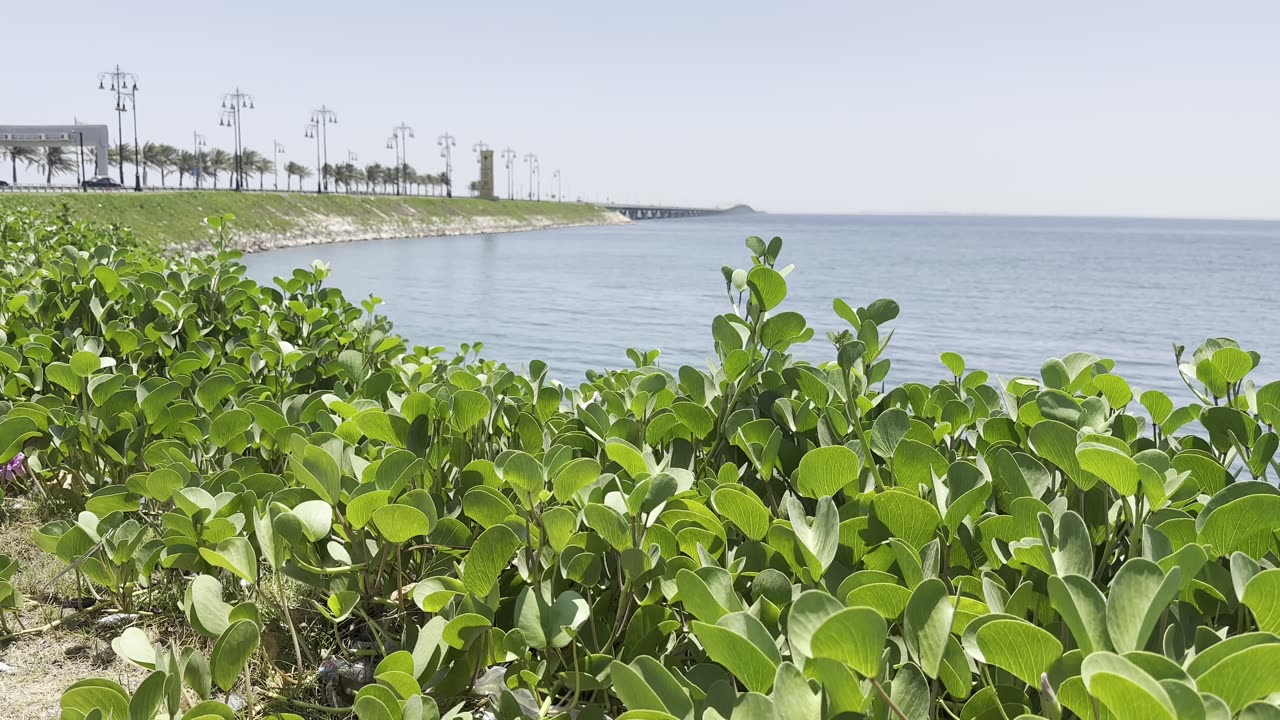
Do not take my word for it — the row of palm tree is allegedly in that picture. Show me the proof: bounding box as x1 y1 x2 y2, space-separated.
3 142 470 195
314 162 454 196
1 146 79 185
103 143 278 190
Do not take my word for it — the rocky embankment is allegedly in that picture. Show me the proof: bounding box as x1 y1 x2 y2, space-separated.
224 207 630 253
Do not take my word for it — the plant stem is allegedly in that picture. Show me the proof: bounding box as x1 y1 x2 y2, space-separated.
871 678 909 720
260 690 350 715
0 600 106 642
276 576 310 670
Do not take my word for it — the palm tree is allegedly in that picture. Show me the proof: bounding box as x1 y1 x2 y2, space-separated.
350 166 366 193
284 161 311 191
1 146 38 185
143 142 180 187
238 149 265 190
365 163 385 194
174 151 197 188
283 161 302 190
252 155 275 190
108 143 136 173
205 148 233 189
35 147 77 185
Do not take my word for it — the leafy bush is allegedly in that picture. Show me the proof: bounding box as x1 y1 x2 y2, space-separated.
2 207 1280 719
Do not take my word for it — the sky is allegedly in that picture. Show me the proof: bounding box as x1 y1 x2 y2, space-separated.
3 1 1278 218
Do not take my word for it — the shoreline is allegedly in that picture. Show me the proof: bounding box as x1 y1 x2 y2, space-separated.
188 210 632 254
0 192 629 251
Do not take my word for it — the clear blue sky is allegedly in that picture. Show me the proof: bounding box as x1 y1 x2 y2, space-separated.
4 1 1278 217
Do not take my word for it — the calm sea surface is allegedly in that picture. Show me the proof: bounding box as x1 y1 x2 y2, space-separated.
242 214 1280 396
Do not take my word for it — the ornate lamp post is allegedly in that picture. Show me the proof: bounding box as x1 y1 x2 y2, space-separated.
389 123 415 196
523 153 539 201
192 132 207 189
309 106 337 192
219 88 254 191
437 132 455 197
304 122 321 193
501 147 516 200
273 141 286 190
97 65 137 185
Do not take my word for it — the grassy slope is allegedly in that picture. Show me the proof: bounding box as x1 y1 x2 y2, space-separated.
0 192 613 246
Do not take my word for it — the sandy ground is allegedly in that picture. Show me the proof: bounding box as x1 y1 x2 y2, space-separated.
0 513 150 718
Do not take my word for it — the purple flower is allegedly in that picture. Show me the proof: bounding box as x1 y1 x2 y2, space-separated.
1 453 25 481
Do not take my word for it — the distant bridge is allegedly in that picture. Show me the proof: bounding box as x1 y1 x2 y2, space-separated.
602 203 755 220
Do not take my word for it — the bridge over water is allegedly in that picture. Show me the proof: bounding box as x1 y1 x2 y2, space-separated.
602 203 754 220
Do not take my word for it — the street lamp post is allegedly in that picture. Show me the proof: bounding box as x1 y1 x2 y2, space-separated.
523 153 539 201
71 118 87 190
501 148 516 200
121 89 142 190
97 65 137 186
219 88 255 191
304 122 321 193
437 133 455 198
385 137 397 195
274 141 286 190
552 169 562 202
192 132 207 189
389 123 415 196
310 106 337 193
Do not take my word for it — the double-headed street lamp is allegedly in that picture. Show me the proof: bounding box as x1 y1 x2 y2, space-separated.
501 148 516 200
192 132 207 189
304 122 321 193
523 153 539 201
310 106 337 192
97 65 137 187
389 123 414 196
274 141 286 190
219 88 254 191
437 133 455 198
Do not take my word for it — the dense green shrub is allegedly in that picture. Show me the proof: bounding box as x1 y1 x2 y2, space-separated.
2 208 1280 719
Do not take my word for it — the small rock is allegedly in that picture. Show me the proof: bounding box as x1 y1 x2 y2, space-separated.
97 613 139 627
0 661 13 673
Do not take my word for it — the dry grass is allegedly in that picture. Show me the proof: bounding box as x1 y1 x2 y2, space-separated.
0 509 150 718
0 506 348 718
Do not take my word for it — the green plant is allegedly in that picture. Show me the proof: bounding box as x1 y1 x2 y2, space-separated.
1 209 1279 719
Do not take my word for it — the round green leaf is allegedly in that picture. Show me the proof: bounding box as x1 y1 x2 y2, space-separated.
371 503 431 544
810 606 888 678
1081 651 1176 720
747 266 787 311
1243 569 1280 635
795 445 861 498
70 351 101 378
690 612 781 693
711 485 770 540
462 524 521 597
210 619 260 692
969 616 1062 687
111 626 155 670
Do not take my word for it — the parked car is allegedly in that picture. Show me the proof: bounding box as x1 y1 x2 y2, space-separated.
0 180 9 188
83 176 124 189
